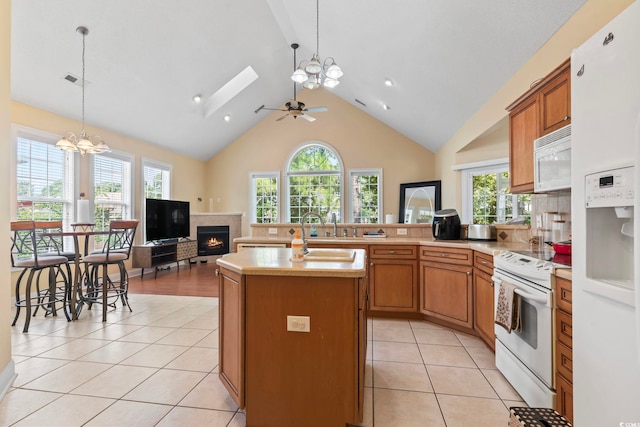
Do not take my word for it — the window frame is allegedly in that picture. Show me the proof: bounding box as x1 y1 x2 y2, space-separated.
284 141 344 224
347 168 383 223
249 171 280 223
90 149 135 231
11 124 78 225
460 159 530 225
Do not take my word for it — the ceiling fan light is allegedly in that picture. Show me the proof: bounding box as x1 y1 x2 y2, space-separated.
305 55 322 74
323 77 339 88
325 63 343 79
291 68 308 83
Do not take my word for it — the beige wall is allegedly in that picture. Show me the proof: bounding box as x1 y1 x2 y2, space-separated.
435 0 635 210
205 88 436 236
1 0 12 395
11 102 207 219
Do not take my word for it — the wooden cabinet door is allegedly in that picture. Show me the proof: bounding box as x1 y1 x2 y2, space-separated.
556 373 574 424
369 259 418 312
420 261 473 328
473 267 495 350
509 95 538 193
218 268 245 408
539 64 571 135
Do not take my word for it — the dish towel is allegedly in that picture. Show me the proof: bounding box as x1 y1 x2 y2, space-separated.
495 281 522 333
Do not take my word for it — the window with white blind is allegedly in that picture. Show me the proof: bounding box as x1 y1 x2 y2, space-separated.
143 159 171 199
14 127 75 224
250 172 279 223
92 151 133 232
348 169 382 223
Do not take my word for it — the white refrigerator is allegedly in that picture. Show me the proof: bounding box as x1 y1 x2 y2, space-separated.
571 1 640 426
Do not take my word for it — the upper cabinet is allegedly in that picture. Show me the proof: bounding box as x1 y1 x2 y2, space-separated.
506 59 571 194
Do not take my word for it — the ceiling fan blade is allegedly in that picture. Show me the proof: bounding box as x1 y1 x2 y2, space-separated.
262 107 287 112
276 114 289 121
304 106 328 113
300 114 316 122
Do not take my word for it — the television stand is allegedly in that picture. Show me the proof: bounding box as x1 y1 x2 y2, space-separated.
132 240 198 279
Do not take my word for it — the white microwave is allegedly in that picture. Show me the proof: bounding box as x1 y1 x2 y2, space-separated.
534 124 571 192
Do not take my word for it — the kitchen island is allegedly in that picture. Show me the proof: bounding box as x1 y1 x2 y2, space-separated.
216 248 368 427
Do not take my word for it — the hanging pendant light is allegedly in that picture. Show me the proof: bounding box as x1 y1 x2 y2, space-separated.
290 0 343 89
56 26 110 156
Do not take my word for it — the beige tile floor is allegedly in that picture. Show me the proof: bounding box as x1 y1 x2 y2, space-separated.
3 294 525 426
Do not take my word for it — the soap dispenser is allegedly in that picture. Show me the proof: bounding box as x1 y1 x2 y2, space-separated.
291 228 304 262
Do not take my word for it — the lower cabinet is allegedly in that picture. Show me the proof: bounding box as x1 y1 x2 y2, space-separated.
555 275 573 423
217 266 366 427
369 245 418 313
419 246 474 329
473 252 495 350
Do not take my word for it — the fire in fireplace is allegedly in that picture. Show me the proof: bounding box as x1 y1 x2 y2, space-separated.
197 225 230 256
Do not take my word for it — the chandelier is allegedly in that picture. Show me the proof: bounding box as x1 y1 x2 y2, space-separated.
290 0 343 89
56 26 110 156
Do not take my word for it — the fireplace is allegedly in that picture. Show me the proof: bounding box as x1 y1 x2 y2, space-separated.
197 225 230 256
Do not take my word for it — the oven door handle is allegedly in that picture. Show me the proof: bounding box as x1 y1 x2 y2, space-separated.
514 288 549 305
493 276 551 307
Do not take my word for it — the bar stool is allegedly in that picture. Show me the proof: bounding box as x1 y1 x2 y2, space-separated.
10 221 71 332
33 221 75 317
81 220 138 322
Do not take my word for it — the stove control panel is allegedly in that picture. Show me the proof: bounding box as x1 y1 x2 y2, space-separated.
494 251 555 284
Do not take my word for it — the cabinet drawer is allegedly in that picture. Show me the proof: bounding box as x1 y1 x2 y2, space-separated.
556 309 572 349
555 276 572 315
556 340 573 383
474 251 494 275
420 246 473 266
369 245 417 259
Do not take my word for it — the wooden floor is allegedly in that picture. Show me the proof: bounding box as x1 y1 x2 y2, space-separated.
127 261 218 297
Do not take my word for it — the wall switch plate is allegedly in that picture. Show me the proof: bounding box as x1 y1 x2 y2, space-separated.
268 228 278 235
397 228 407 235
287 315 310 332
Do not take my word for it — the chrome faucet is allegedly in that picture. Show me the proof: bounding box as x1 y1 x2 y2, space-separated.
300 212 325 254
331 212 338 237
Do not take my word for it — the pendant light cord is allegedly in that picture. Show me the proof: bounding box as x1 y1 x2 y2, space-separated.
81 29 86 133
316 0 320 57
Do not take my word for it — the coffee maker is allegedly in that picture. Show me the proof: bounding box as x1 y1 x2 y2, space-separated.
432 209 461 240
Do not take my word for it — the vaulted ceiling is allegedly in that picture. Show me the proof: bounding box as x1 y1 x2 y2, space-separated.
10 0 586 161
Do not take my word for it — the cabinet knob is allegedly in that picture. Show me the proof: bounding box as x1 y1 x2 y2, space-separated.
481 260 487 265
389 250 396 254
490 282 494 287
563 115 571 121
466 271 471 276
215 269 219 277
440 253 448 257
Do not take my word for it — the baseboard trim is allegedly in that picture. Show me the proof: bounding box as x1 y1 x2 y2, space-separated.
0 359 17 400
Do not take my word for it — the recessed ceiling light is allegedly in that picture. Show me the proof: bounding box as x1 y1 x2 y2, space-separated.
224 114 231 122
384 78 393 87
382 103 390 110
193 95 202 103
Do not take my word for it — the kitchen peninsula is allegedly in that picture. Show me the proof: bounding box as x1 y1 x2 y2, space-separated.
216 248 367 427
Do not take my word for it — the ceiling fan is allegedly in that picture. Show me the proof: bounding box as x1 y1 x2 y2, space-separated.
255 43 328 122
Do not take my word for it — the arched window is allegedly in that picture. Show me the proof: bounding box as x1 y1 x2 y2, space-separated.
286 142 343 224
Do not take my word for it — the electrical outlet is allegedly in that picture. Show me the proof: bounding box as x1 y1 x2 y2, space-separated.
268 227 278 235
287 315 310 332
397 228 407 235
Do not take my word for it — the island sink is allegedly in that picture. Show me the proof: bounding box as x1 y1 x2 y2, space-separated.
304 248 356 262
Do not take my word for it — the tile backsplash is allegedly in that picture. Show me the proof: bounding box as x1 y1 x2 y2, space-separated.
530 191 572 242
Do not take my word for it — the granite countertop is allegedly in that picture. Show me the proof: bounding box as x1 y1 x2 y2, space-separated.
216 247 367 278
233 236 532 256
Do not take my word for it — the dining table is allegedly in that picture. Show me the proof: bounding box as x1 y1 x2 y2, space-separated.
38 226 110 320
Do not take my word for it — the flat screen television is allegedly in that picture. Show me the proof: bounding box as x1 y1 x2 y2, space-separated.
145 198 190 243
